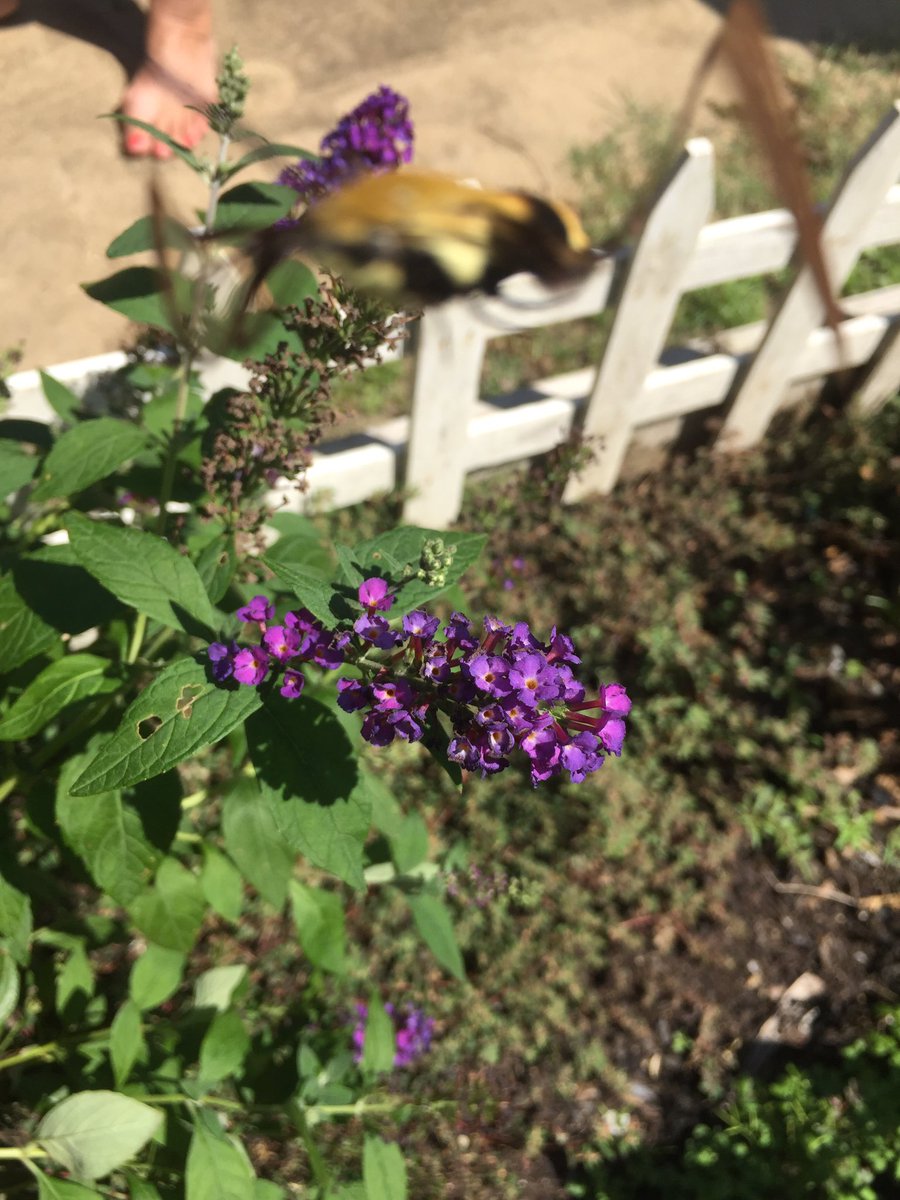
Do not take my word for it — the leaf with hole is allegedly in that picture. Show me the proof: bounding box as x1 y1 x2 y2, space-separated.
69 656 262 795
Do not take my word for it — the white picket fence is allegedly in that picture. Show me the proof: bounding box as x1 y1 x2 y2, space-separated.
8 102 900 529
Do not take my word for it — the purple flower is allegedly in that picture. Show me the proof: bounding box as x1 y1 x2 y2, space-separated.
263 624 302 663
280 669 305 699
358 577 394 612
233 645 270 686
352 1001 434 1069
337 677 370 712
236 595 274 625
208 641 236 682
279 85 414 203
403 610 440 640
206 594 631 788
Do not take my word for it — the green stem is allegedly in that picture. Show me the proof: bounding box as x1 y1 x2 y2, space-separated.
0 1146 46 1162
0 1024 115 1073
154 355 194 539
0 1043 61 1072
290 1101 331 1191
204 132 232 232
126 611 149 666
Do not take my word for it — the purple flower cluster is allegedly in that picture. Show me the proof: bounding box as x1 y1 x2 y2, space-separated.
207 578 631 787
207 594 347 699
279 85 414 203
351 1001 435 1069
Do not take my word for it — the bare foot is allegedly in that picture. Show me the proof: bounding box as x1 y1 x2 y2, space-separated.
121 6 216 159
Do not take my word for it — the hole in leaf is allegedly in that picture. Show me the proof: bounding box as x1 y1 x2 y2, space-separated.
138 715 163 739
176 683 203 719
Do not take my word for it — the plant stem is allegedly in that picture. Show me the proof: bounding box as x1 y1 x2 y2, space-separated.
204 133 232 232
0 1146 46 1162
126 611 149 666
289 1101 331 1192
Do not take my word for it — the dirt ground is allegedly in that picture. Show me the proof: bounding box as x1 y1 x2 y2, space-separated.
3 0 900 370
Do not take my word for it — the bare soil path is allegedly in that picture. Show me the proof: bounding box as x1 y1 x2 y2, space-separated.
2 0 897 368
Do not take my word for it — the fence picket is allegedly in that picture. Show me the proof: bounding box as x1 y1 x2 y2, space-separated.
563 138 714 502
719 102 900 450
853 321 900 414
402 303 488 527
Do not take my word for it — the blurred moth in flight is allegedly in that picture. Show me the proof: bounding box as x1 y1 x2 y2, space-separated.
238 169 598 309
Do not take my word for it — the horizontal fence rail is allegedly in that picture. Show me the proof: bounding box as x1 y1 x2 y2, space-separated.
7 102 900 527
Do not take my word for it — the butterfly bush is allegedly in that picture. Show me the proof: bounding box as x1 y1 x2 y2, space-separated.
208 578 631 786
351 1002 435 1069
279 84 414 202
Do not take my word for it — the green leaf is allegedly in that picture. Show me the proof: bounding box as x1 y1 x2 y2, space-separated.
361 996 395 1075
0 439 37 494
351 527 487 612
37 1091 163 1181
363 1136 407 1200
33 1166 102 1199
40 370 82 422
200 846 243 922
0 872 32 965
0 572 60 673
185 1112 254 1200
289 881 346 975
195 534 237 604
82 266 192 335
390 813 430 874
106 212 194 259
110 998 144 1087
265 259 318 308
212 182 297 233
129 943 186 1011
406 893 464 981
253 1182 285 1200
0 654 119 741
193 964 247 1012
15 544 123 635
57 754 160 906
104 113 203 169
0 950 20 1025
65 513 218 636
32 419 148 501
56 940 94 1015
221 778 293 909
247 695 371 888
128 857 205 953
259 557 346 626
198 1009 250 1083
124 1173 163 1200
69 657 262 795
224 142 315 179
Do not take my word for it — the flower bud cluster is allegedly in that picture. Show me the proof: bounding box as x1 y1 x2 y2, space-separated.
207 578 631 787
